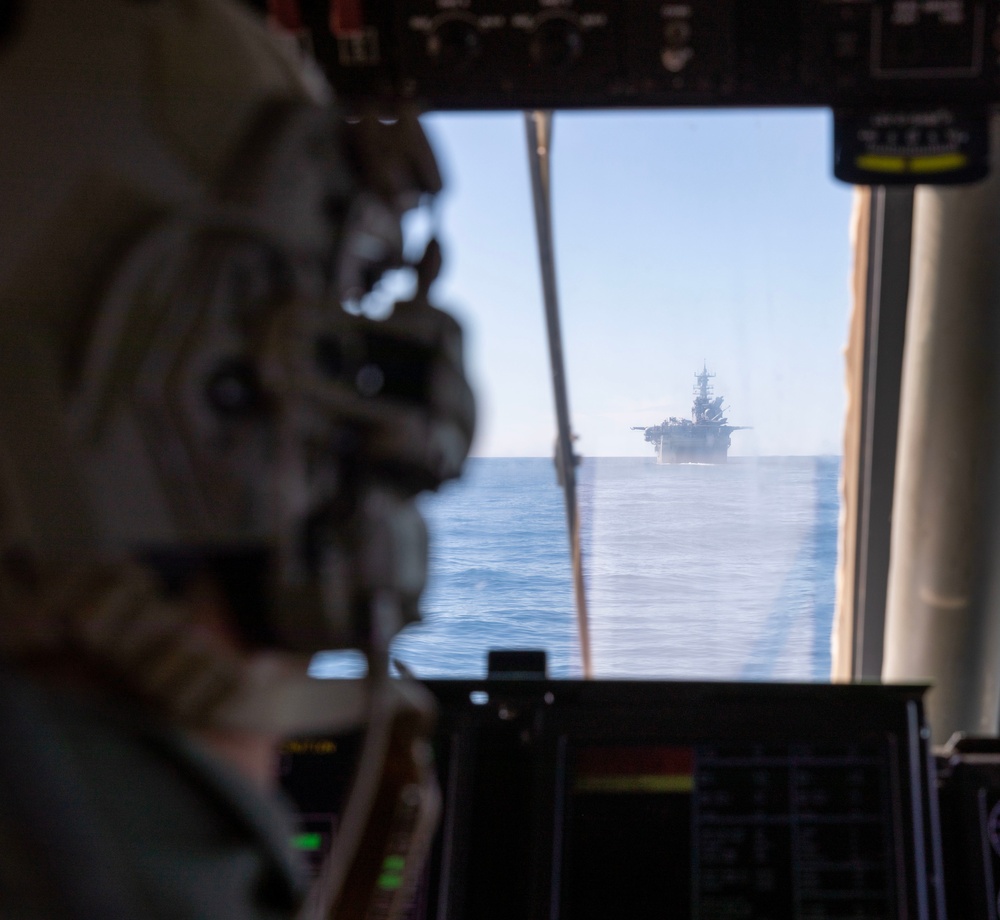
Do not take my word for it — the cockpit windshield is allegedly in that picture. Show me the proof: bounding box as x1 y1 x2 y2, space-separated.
314 109 854 681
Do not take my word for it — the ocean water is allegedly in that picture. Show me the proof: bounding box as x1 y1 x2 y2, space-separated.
312 456 840 681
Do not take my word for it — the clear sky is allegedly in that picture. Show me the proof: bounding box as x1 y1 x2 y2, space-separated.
411 109 856 458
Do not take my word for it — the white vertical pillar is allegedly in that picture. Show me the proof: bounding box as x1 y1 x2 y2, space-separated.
883 119 1000 742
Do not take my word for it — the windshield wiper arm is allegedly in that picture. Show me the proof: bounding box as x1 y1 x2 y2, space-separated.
524 110 593 679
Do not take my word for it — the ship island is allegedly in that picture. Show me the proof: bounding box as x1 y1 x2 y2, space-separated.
632 365 749 464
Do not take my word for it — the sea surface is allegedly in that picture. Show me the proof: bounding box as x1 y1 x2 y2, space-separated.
312 456 840 681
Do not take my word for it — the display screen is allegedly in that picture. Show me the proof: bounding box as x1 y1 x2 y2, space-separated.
279 732 363 876
564 746 695 918
876 0 982 75
562 743 895 920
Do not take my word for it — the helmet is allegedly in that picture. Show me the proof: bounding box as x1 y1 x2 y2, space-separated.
0 0 474 733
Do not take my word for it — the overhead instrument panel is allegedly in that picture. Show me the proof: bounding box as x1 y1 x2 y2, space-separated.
275 0 999 183
273 0 1000 183
283 0 1000 108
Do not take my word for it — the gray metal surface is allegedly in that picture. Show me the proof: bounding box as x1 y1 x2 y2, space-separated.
852 187 914 680
524 111 592 678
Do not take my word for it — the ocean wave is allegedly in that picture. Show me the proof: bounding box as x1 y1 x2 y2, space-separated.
396 457 838 681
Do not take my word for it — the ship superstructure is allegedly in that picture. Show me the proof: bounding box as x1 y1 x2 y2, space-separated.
632 366 748 463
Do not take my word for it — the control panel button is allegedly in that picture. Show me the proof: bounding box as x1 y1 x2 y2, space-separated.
664 20 693 48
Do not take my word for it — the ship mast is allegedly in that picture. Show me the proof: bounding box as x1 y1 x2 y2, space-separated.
692 363 716 422
696 362 715 399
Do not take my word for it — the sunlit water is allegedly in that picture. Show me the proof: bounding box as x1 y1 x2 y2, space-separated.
311 456 839 681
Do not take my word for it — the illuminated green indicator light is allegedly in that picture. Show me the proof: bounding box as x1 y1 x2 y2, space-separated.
377 855 406 891
292 833 323 852
910 153 968 173
856 153 969 175
855 154 906 174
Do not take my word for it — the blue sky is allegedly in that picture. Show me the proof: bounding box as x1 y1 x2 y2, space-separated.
413 109 856 457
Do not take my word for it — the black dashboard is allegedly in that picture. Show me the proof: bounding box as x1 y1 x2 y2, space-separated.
282 680 945 920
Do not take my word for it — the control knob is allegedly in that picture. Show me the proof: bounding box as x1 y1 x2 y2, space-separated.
530 16 583 67
427 18 481 69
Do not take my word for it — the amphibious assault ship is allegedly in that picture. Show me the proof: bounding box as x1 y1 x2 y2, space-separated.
632 366 748 463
